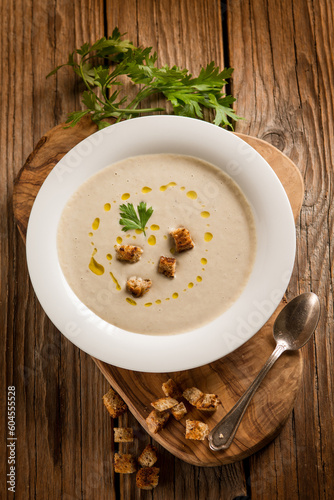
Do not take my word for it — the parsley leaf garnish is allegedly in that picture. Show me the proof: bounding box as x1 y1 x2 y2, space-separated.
47 27 242 130
119 202 153 236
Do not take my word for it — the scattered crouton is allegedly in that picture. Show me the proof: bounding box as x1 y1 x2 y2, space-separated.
170 227 194 252
126 276 152 297
185 420 209 441
146 410 170 434
115 244 143 263
136 467 160 490
103 388 127 418
171 402 188 421
114 453 137 473
195 394 221 411
114 427 134 443
151 397 179 412
158 256 176 278
183 387 204 406
138 444 158 467
162 378 183 399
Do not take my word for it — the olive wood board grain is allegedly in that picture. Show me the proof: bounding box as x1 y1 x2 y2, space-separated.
13 116 304 466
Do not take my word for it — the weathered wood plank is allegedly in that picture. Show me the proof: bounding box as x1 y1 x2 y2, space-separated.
80 356 116 500
228 0 334 498
0 0 113 498
50 3 112 499
104 0 246 498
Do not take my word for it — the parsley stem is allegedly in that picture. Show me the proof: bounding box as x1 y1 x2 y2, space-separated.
79 62 92 93
120 107 164 115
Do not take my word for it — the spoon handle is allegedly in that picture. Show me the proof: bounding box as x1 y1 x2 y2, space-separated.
208 343 287 451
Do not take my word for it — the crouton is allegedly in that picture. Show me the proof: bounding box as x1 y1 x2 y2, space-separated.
170 227 194 252
158 256 176 278
126 276 152 297
113 427 134 443
138 444 158 467
114 453 137 473
146 410 170 434
183 387 204 406
162 378 183 399
185 420 209 441
195 394 221 411
171 402 188 421
151 397 179 412
136 467 159 490
103 388 127 418
115 244 143 263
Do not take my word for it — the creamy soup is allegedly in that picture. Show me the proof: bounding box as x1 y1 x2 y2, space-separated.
57 154 256 335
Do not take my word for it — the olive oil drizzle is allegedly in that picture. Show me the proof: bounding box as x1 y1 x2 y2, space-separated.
87 181 211 306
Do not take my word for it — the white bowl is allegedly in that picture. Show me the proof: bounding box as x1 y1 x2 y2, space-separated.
26 116 296 372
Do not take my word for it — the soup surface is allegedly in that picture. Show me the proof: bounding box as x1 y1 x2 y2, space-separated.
57 154 256 334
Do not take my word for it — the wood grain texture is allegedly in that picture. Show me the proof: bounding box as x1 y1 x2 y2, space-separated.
95 305 301 467
13 116 98 241
1 1 114 499
12 116 304 467
228 0 334 498
2 0 333 497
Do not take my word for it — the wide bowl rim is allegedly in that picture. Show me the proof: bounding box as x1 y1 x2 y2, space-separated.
26 115 296 372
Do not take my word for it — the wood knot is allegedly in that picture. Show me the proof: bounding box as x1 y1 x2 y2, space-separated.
261 131 286 152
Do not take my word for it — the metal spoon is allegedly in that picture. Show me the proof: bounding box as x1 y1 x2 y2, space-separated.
208 292 320 451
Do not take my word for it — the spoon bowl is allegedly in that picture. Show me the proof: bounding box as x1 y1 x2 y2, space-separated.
273 292 321 350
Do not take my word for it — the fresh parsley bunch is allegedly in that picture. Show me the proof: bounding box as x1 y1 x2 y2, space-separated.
47 27 241 130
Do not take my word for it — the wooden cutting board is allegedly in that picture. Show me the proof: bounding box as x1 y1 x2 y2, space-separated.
13 116 304 466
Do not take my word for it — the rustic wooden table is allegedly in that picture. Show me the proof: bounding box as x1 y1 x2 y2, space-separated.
1 1 333 499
